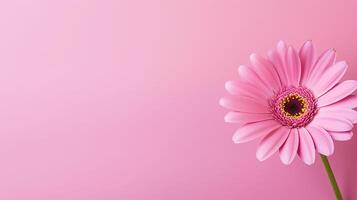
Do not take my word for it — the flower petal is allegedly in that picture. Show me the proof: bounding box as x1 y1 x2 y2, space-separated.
256 126 290 161
311 116 352 132
279 128 299 165
318 80 357 107
322 95 357 109
318 107 357 123
237 65 273 97
298 127 316 165
224 112 272 124
299 41 316 86
307 49 336 85
306 125 334 156
225 80 268 99
267 41 288 86
285 46 301 86
250 54 281 92
307 61 347 98
219 96 268 113
232 120 281 144
329 131 353 141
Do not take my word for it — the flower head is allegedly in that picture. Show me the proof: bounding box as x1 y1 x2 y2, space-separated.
220 41 357 165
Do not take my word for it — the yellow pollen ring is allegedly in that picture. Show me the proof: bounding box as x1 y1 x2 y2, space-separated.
279 93 309 119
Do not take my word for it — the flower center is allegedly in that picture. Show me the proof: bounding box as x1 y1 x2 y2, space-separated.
281 94 308 119
270 87 317 128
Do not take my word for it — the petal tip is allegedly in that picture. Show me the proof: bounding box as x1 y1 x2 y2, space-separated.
302 157 315 165
224 81 231 91
249 53 257 59
232 136 242 144
305 161 314 165
237 65 245 74
249 54 259 65
301 40 313 50
281 159 292 165
277 40 286 47
280 154 295 165
219 98 226 107
256 152 267 162
327 48 336 54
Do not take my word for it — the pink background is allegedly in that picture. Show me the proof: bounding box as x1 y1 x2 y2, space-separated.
0 0 356 199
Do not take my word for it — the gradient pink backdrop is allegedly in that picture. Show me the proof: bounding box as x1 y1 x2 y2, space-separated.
0 0 356 199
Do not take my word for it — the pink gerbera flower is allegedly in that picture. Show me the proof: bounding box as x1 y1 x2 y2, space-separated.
220 41 357 165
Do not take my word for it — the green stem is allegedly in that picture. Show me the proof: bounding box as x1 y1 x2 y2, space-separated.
320 154 343 200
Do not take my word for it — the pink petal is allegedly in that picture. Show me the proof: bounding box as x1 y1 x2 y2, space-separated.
232 120 281 144
224 112 272 124
311 116 352 132
307 61 347 98
279 128 299 165
285 46 301 86
318 107 357 123
306 125 334 156
277 40 288 59
299 41 316 86
308 49 336 85
256 126 290 161
225 80 268 99
298 127 316 165
329 131 353 141
322 95 357 109
318 80 357 107
237 65 273 97
267 41 288 86
249 54 281 92
219 96 268 113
